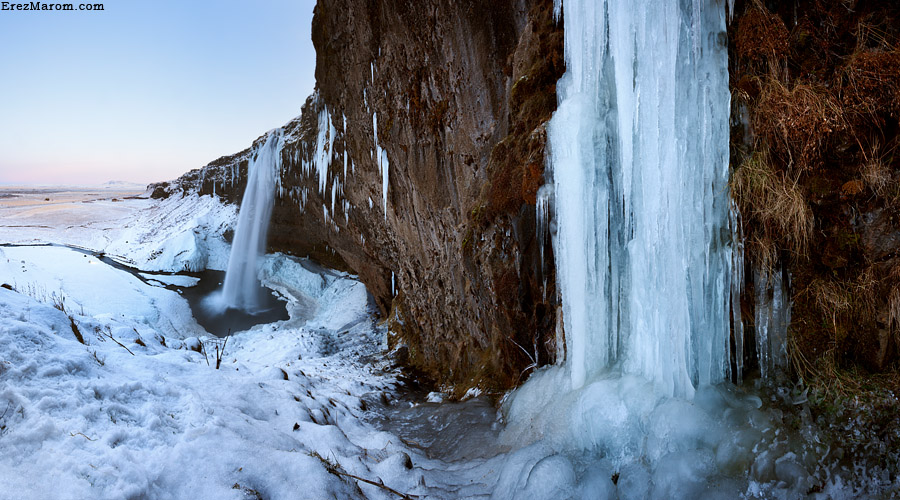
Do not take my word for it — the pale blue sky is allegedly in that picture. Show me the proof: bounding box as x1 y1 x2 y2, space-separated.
0 0 316 186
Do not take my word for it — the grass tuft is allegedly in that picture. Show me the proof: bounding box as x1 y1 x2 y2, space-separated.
734 1 790 66
731 148 813 262
753 76 845 172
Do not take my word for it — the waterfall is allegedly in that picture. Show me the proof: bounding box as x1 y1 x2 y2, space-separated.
216 130 284 312
548 0 732 398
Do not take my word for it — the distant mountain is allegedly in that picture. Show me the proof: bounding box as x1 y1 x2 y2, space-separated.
101 181 146 190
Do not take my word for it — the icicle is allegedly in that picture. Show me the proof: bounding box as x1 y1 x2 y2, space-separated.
536 183 552 279
342 113 349 178
730 199 745 384
548 0 731 397
314 105 336 196
331 181 338 215
373 112 390 219
753 262 790 380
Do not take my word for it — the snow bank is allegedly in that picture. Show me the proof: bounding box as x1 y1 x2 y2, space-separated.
104 194 235 273
0 246 203 339
0 250 456 499
0 288 370 499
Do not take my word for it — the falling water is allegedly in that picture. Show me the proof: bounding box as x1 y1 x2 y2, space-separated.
547 0 732 398
211 130 284 312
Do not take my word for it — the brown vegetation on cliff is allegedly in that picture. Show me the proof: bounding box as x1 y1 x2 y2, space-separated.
730 0 900 386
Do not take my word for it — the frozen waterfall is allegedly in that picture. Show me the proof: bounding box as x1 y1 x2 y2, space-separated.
214 130 284 312
548 0 732 398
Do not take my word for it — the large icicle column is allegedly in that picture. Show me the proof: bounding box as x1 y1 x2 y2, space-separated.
220 130 284 311
548 0 732 397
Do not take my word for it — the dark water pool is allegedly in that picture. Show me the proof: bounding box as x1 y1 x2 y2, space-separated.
177 270 289 337
1 243 289 337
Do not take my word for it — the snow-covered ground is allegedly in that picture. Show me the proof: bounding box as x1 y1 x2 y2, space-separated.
0 191 500 499
3 189 895 499
1 189 235 273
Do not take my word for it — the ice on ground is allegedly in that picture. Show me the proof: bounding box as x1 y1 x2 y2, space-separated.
104 194 235 273
0 286 383 499
0 242 502 499
138 273 201 288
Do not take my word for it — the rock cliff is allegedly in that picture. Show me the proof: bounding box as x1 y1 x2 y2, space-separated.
152 0 564 393
153 0 900 392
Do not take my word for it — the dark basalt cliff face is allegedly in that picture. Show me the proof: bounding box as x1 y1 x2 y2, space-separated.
152 0 564 393
154 0 899 392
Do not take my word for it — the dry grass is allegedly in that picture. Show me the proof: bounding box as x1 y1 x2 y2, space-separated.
806 268 878 337
811 278 852 328
734 1 789 66
860 155 891 196
888 265 900 351
841 47 900 121
753 76 845 172
747 233 778 275
731 149 814 260
790 339 861 397
855 18 895 52
733 0 900 385
792 333 899 404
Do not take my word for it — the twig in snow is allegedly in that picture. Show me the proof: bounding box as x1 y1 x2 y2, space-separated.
215 333 230 370
201 341 210 366
101 326 134 355
69 432 95 441
69 317 85 344
309 451 418 499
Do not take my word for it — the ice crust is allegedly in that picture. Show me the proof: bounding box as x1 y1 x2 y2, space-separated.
494 363 852 499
